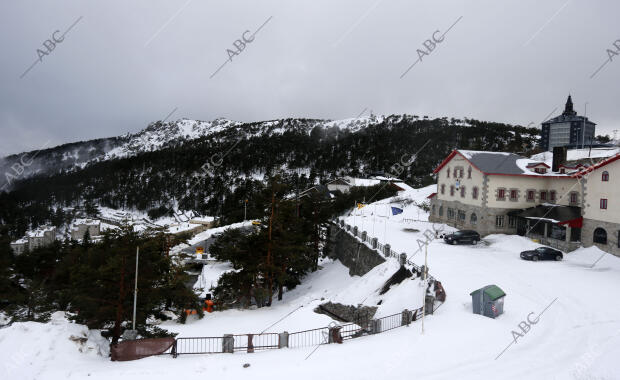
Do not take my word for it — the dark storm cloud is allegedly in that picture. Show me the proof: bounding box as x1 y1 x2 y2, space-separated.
1 0 619 156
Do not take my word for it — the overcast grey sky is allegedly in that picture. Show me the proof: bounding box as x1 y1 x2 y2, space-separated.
1 0 619 156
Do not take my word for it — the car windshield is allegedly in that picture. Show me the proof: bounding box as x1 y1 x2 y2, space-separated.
536 248 545 252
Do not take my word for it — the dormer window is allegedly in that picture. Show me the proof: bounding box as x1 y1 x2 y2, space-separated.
527 162 549 174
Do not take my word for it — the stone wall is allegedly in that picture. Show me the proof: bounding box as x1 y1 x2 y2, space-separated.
429 198 517 236
328 225 386 276
582 218 620 257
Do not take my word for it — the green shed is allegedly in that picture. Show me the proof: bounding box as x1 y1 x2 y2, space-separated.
470 285 506 318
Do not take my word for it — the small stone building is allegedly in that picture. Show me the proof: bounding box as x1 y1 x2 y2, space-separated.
71 219 101 240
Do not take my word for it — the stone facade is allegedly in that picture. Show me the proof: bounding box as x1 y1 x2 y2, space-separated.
582 218 620 256
429 198 517 236
328 225 386 276
71 220 101 240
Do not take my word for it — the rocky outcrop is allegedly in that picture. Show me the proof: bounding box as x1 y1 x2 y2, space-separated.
314 302 378 325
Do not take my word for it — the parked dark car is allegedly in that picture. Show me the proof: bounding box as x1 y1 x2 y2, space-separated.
520 247 563 261
444 230 481 245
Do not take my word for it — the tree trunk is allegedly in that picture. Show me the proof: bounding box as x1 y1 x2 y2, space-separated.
112 254 126 345
267 189 275 306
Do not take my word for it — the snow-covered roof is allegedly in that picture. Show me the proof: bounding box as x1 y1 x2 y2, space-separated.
435 150 574 177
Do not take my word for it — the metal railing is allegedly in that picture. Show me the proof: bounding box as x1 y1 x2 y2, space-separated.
166 305 428 357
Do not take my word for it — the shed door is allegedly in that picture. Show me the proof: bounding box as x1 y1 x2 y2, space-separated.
484 302 496 317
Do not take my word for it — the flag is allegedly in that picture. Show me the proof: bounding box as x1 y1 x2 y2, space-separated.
391 207 403 215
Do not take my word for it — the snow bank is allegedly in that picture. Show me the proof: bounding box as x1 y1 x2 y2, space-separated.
0 312 109 380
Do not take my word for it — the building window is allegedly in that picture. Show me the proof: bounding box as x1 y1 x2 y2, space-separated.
460 186 466 198
441 184 445 194
600 198 608 209
460 169 464 178
508 215 517 228
447 208 455 219
470 213 477 225
495 215 505 227
570 191 578 205
593 228 607 245
527 190 535 202
458 210 466 222
450 186 455 196
602 171 609 181
550 190 556 202
439 206 443 216
497 188 506 201
540 191 547 201
510 189 518 201
467 166 472 179
472 186 479 200
447 167 450 178
454 168 458 178
431 205 435 215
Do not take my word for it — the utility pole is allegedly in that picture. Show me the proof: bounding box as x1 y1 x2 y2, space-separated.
244 199 248 221
132 246 139 331
421 243 428 335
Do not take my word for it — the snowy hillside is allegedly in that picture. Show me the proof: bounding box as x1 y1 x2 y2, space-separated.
3 185 620 379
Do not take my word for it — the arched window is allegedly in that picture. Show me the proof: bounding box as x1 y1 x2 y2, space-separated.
472 186 479 199
439 206 444 216
460 186 466 198
602 171 609 181
450 186 455 196
593 228 607 245
447 167 450 178
467 166 472 179
431 205 435 215
470 213 477 225
441 184 445 194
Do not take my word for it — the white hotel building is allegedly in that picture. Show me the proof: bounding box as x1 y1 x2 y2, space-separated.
428 149 620 256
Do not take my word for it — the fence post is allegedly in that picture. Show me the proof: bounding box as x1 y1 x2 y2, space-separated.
247 334 254 353
222 334 234 353
278 331 289 348
172 339 178 358
340 220 344 227
402 309 411 326
399 253 407 266
328 326 343 344
361 231 367 241
371 237 378 249
346 224 351 231
425 296 435 315
370 319 382 334
353 226 358 236
384 244 391 257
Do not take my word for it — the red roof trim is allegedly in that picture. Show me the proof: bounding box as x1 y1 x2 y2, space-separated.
571 153 620 178
432 150 459 174
558 217 583 228
427 192 437 199
526 162 550 168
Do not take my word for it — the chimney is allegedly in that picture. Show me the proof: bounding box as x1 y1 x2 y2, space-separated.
552 146 567 172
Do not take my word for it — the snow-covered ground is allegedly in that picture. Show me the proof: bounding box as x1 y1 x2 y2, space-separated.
2 186 620 379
